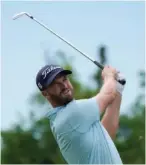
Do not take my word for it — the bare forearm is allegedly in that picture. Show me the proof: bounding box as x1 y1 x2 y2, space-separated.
96 76 117 113
101 92 122 139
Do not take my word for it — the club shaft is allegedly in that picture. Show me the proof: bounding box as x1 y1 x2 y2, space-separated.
30 16 104 69
14 13 125 85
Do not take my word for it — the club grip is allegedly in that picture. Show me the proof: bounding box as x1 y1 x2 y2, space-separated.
93 61 126 85
93 61 104 69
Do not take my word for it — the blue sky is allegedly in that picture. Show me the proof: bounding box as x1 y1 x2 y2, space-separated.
1 1 145 129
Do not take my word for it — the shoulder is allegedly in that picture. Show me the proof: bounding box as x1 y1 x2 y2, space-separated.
65 97 100 122
65 97 99 113
75 97 99 110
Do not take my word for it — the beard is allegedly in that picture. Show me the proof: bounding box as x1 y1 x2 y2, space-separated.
49 89 74 106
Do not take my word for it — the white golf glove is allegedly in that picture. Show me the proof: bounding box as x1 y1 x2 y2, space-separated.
116 72 126 95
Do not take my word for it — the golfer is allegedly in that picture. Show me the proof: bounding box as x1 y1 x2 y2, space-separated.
36 64 125 164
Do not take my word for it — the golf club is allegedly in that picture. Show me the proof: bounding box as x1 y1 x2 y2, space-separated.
12 12 126 85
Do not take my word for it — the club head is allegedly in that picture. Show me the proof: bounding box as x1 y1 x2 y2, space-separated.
12 12 32 20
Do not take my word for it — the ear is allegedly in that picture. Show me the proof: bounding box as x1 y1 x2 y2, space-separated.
42 90 48 97
42 90 51 100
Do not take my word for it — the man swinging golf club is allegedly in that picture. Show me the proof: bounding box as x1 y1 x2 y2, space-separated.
13 12 126 164
36 64 125 164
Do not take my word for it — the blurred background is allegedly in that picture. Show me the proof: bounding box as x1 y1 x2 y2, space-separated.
1 1 145 164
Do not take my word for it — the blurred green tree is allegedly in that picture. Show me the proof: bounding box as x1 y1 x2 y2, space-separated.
1 46 145 164
115 70 145 164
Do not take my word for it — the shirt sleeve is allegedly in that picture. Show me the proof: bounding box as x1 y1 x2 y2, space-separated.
68 97 100 133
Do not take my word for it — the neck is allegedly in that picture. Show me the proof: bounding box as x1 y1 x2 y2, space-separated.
47 99 64 108
48 99 72 108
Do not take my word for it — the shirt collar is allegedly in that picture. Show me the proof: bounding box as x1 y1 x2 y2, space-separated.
46 99 75 119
